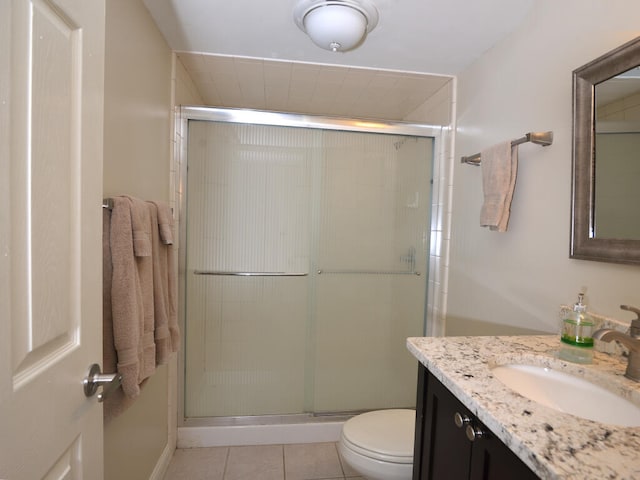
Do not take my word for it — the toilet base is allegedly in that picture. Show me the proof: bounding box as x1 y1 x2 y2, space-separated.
338 439 413 480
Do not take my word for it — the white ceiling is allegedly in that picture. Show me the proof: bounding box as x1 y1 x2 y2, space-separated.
143 0 535 120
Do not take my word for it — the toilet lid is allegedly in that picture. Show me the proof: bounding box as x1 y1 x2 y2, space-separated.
341 409 415 464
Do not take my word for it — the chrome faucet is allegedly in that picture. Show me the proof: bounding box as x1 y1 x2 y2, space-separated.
593 305 640 382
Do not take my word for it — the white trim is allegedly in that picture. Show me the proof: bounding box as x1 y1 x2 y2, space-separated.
148 441 176 480
177 422 344 448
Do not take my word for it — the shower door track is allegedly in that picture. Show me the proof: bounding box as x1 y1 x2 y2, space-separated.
182 412 360 428
180 106 440 138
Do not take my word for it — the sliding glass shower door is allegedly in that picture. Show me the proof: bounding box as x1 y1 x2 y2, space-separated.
312 131 431 413
183 117 432 419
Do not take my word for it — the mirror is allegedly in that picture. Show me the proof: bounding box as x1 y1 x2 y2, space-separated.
571 36 640 265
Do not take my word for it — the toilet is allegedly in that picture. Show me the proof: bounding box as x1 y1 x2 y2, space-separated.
338 409 415 480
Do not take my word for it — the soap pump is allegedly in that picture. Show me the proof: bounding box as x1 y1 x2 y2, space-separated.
559 293 595 364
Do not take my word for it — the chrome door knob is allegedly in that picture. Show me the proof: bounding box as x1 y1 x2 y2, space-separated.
83 363 122 402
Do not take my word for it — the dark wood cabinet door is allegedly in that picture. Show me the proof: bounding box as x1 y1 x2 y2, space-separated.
468 423 539 480
419 368 473 480
413 365 537 480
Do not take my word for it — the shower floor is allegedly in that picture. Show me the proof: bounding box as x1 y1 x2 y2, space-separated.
163 442 365 480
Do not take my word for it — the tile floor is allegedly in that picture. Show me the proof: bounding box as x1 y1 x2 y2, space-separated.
163 442 365 480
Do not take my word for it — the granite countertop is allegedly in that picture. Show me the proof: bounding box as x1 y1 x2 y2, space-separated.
406 335 640 480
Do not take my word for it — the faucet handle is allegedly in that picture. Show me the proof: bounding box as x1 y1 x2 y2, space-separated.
621 305 640 319
621 305 640 336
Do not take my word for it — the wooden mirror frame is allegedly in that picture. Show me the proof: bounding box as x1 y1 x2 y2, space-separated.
571 36 640 265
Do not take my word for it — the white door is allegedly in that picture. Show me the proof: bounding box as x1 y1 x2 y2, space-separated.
0 0 106 478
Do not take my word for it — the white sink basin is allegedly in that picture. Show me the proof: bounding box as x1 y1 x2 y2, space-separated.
491 364 640 426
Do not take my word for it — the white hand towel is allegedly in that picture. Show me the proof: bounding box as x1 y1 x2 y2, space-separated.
479 141 518 232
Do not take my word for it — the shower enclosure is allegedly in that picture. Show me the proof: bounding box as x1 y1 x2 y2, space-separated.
179 107 436 423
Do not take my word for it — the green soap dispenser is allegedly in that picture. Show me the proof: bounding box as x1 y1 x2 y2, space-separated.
559 293 595 364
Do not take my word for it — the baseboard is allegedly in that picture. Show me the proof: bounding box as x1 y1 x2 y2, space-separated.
148 441 175 480
177 421 344 448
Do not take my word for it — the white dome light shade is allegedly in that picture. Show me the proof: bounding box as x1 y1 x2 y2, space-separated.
294 0 379 53
304 5 366 52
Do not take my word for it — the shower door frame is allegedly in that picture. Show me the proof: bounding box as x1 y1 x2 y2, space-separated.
176 106 443 427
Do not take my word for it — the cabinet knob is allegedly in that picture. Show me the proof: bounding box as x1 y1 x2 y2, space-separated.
454 412 471 428
466 424 488 442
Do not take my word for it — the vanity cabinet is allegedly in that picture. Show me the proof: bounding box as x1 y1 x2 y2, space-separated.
413 364 538 480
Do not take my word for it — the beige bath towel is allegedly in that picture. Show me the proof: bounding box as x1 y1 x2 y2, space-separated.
103 206 142 421
103 196 179 420
147 202 179 365
103 208 114 376
126 195 152 257
108 196 146 398
126 196 157 381
479 141 518 232
151 200 174 245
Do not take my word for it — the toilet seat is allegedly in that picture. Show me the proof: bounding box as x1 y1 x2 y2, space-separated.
340 409 415 463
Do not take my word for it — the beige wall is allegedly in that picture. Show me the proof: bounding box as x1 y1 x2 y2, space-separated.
103 0 173 479
448 0 640 335
103 0 172 202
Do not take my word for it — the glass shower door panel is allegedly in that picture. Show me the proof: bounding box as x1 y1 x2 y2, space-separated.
313 132 432 412
185 275 309 417
184 121 316 417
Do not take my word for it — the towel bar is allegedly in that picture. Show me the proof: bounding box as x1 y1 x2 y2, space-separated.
318 269 420 276
193 270 308 276
193 270 420 276
102 197 173 213
461 131 553 165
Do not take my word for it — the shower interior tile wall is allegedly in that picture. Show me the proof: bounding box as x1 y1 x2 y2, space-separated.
318 133 425 271
426 122 452 337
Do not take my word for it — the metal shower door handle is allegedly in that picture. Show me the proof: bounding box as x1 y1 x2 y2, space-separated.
83 363 122 402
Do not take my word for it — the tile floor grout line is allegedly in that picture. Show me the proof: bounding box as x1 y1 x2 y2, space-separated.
163 442 368 480
282 443 287 480
333 442 346 478
222 446 231 480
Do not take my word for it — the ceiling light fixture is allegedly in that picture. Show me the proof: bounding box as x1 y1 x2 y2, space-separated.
293 0 379 53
